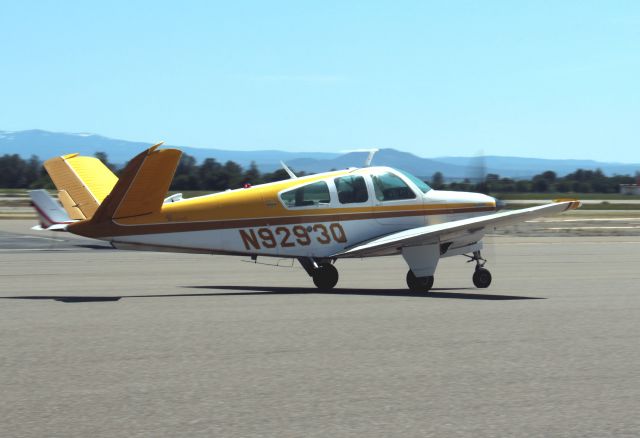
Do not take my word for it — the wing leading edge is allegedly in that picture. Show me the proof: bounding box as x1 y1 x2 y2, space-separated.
332 200 581 258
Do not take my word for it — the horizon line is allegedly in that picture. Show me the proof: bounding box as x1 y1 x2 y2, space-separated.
1 128 639 165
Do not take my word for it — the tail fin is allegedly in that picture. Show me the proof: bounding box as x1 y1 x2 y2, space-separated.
29 189 72 230
69 144 181 237
44 154 118 220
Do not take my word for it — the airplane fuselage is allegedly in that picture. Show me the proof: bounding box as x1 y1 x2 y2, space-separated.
69 166 497 259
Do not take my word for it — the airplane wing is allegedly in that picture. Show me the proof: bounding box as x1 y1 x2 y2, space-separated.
332 200 580 258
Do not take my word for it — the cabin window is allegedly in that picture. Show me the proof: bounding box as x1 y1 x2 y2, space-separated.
371 172 416 201
280 181 331 208
334 175 368 204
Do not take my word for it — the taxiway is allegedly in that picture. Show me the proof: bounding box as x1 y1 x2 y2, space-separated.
1 219 639 437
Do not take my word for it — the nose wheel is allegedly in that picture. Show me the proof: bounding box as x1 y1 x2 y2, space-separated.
466 250 492 289
472 267 492 288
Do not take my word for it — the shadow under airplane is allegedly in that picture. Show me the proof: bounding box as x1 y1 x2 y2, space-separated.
1 285 545 303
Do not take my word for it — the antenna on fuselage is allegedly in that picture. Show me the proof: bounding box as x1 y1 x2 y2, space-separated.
280 161 298 179
364 149 379 167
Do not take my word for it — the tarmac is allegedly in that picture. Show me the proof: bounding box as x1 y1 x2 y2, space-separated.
1 219 640 437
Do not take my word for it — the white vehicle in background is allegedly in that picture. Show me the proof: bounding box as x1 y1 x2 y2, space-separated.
29 189 73 231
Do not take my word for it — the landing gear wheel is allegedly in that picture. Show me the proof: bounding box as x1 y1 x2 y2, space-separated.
312 263 339 290
406 270 434 292
472 267 492 288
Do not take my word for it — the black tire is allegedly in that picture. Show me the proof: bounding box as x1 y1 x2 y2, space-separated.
312 263 339 290
472 268 492 288
406 270 434 292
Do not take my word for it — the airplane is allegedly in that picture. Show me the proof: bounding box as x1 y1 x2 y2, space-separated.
39 144 580 291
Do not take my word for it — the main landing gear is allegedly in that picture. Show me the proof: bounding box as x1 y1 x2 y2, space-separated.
299 258 339 290
299 250 491 292
406 270 434 292
313 263 339 290
466 250 492 288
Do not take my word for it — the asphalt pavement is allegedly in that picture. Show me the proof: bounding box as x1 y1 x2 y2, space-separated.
1 219 639 437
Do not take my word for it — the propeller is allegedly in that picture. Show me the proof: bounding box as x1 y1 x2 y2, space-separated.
468 151 506 211
465 151 502 265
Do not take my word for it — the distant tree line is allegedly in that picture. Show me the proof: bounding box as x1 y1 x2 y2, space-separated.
429 170 638 194
0 152 637 194
168 154 305 190
0 152 303 191
0 154 52 188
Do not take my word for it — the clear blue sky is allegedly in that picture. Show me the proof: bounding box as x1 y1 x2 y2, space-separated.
1 1 638 161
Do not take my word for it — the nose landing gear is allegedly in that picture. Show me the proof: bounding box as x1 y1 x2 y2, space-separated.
466 250 492 289
472 267 492 288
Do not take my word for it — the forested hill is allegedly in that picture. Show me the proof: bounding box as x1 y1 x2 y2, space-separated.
1 129 639 179
0 129 338 171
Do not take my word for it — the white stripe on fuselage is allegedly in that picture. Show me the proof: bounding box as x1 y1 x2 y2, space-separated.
107 211 491 258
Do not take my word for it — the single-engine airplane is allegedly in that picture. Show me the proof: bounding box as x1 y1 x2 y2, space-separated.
40 144 580 291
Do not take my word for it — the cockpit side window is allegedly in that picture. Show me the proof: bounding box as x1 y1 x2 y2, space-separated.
280 181 331 208
334 175 368 204
371 172 416 201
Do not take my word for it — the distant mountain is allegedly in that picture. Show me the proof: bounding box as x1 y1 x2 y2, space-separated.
287 150 640 179
286 149 471 179
0 129 339 170
2 129 639 179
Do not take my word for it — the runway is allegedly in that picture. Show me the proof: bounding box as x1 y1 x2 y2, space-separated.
1 219 640 437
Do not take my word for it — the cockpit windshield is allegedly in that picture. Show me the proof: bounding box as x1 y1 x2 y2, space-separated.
396 169 432 193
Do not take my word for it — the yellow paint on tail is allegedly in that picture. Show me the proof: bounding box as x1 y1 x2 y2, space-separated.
58 189 86 220
44 154 118 219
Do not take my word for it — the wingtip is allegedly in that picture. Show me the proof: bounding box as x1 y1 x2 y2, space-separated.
554 198 581 210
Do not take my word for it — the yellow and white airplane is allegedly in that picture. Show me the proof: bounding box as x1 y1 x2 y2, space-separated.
41 144 580 291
